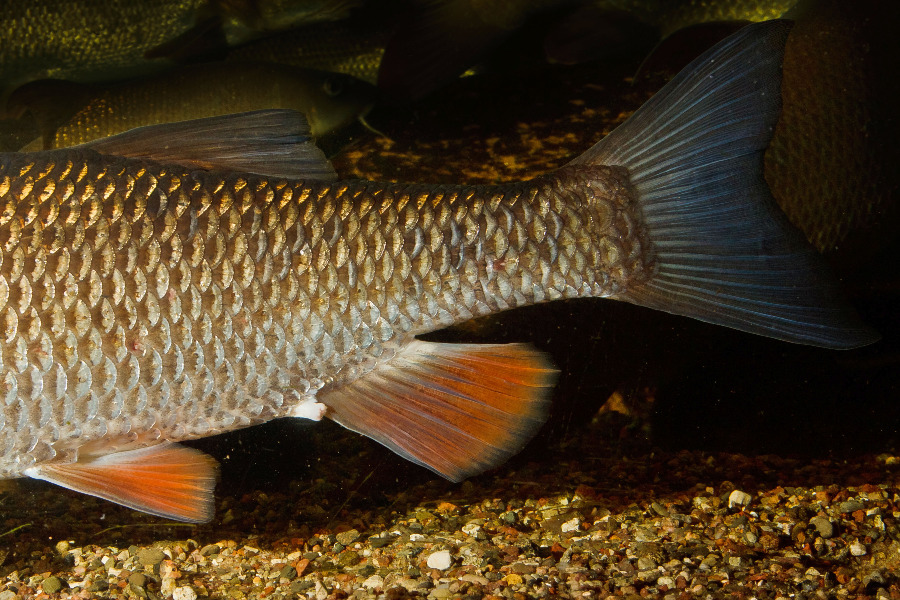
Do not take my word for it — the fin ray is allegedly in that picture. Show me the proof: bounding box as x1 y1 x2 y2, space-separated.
80 109 336 180
319 341 557 482
571 20 878 348
26 443 219 523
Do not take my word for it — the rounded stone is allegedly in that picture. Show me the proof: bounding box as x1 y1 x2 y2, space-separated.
810 516 834 538
41 576 65 594
137 548 166 566
728 490 752 509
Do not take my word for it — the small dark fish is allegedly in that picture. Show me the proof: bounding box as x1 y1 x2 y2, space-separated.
8 63 377 151
0 22 876 523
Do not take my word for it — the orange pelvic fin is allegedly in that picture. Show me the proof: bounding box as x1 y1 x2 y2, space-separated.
320 341 557 481
26 443 219 523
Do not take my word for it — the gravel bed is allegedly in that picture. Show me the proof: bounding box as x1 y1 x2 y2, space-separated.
3 418 900 600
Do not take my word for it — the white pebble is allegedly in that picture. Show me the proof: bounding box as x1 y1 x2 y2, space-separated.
172 586 198 600
426 549 452 570
728 490 752 509
561 517 581 532
363 574 384 589
161 577 177 598
850 541 867 556
657 576 675 588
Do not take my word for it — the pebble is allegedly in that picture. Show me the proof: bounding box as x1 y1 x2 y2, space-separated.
728 490 752 509
426 550 452 570
172 585 198 600
840 500 865 513
849 541 867 556
336 529 360 545
431 586 452 599
363 575 384 589
41 576 65 594
369 536 393 548
137 548 166 566
0 591 15 600
650 502 670 517
561 517 581 532
810 516 834 538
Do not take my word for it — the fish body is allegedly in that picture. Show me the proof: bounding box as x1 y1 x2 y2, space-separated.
600 0 797 37
218 0 367 40
0 0 205 103
0 0 370 107
0 22 877 522
225 19 391 84
764 0 899 256
8 63 377 151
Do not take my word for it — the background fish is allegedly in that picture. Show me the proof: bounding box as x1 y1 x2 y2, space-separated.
216 0 367 40
0 0 372 110
764 0 900 260
8 63 377 151
224 18 391 84
0 0 206 106
377 0 799 101
0 22 876 522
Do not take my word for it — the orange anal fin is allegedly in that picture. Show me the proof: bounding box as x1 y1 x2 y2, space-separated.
320 341 558 481
26 443 219 523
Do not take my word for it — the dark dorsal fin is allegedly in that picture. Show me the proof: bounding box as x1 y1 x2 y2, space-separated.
82 109 336 180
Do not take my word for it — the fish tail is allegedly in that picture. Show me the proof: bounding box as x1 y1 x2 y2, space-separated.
569 20 878 349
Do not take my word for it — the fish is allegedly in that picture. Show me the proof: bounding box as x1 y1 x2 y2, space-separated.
0 0 370 108
7 63 378 151
0 21 877 523
377 0 799 102
763 0 900 259
224 18 392 85
597 0 798 38
217 0 368 40
0 0 207 106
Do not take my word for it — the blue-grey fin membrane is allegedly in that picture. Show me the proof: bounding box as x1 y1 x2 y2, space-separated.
570 20 878 349
80 109 336 181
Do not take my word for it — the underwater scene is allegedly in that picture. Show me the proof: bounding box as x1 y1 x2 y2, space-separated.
0 0 898 598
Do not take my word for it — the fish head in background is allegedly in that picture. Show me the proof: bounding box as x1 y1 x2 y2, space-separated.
296 67 380 136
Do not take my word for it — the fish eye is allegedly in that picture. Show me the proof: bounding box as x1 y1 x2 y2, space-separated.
323 77 344 97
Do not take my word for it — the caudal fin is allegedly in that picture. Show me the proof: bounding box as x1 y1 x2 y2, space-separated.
571 20 878 349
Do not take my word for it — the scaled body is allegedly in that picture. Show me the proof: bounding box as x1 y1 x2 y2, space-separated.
0 152 634 477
